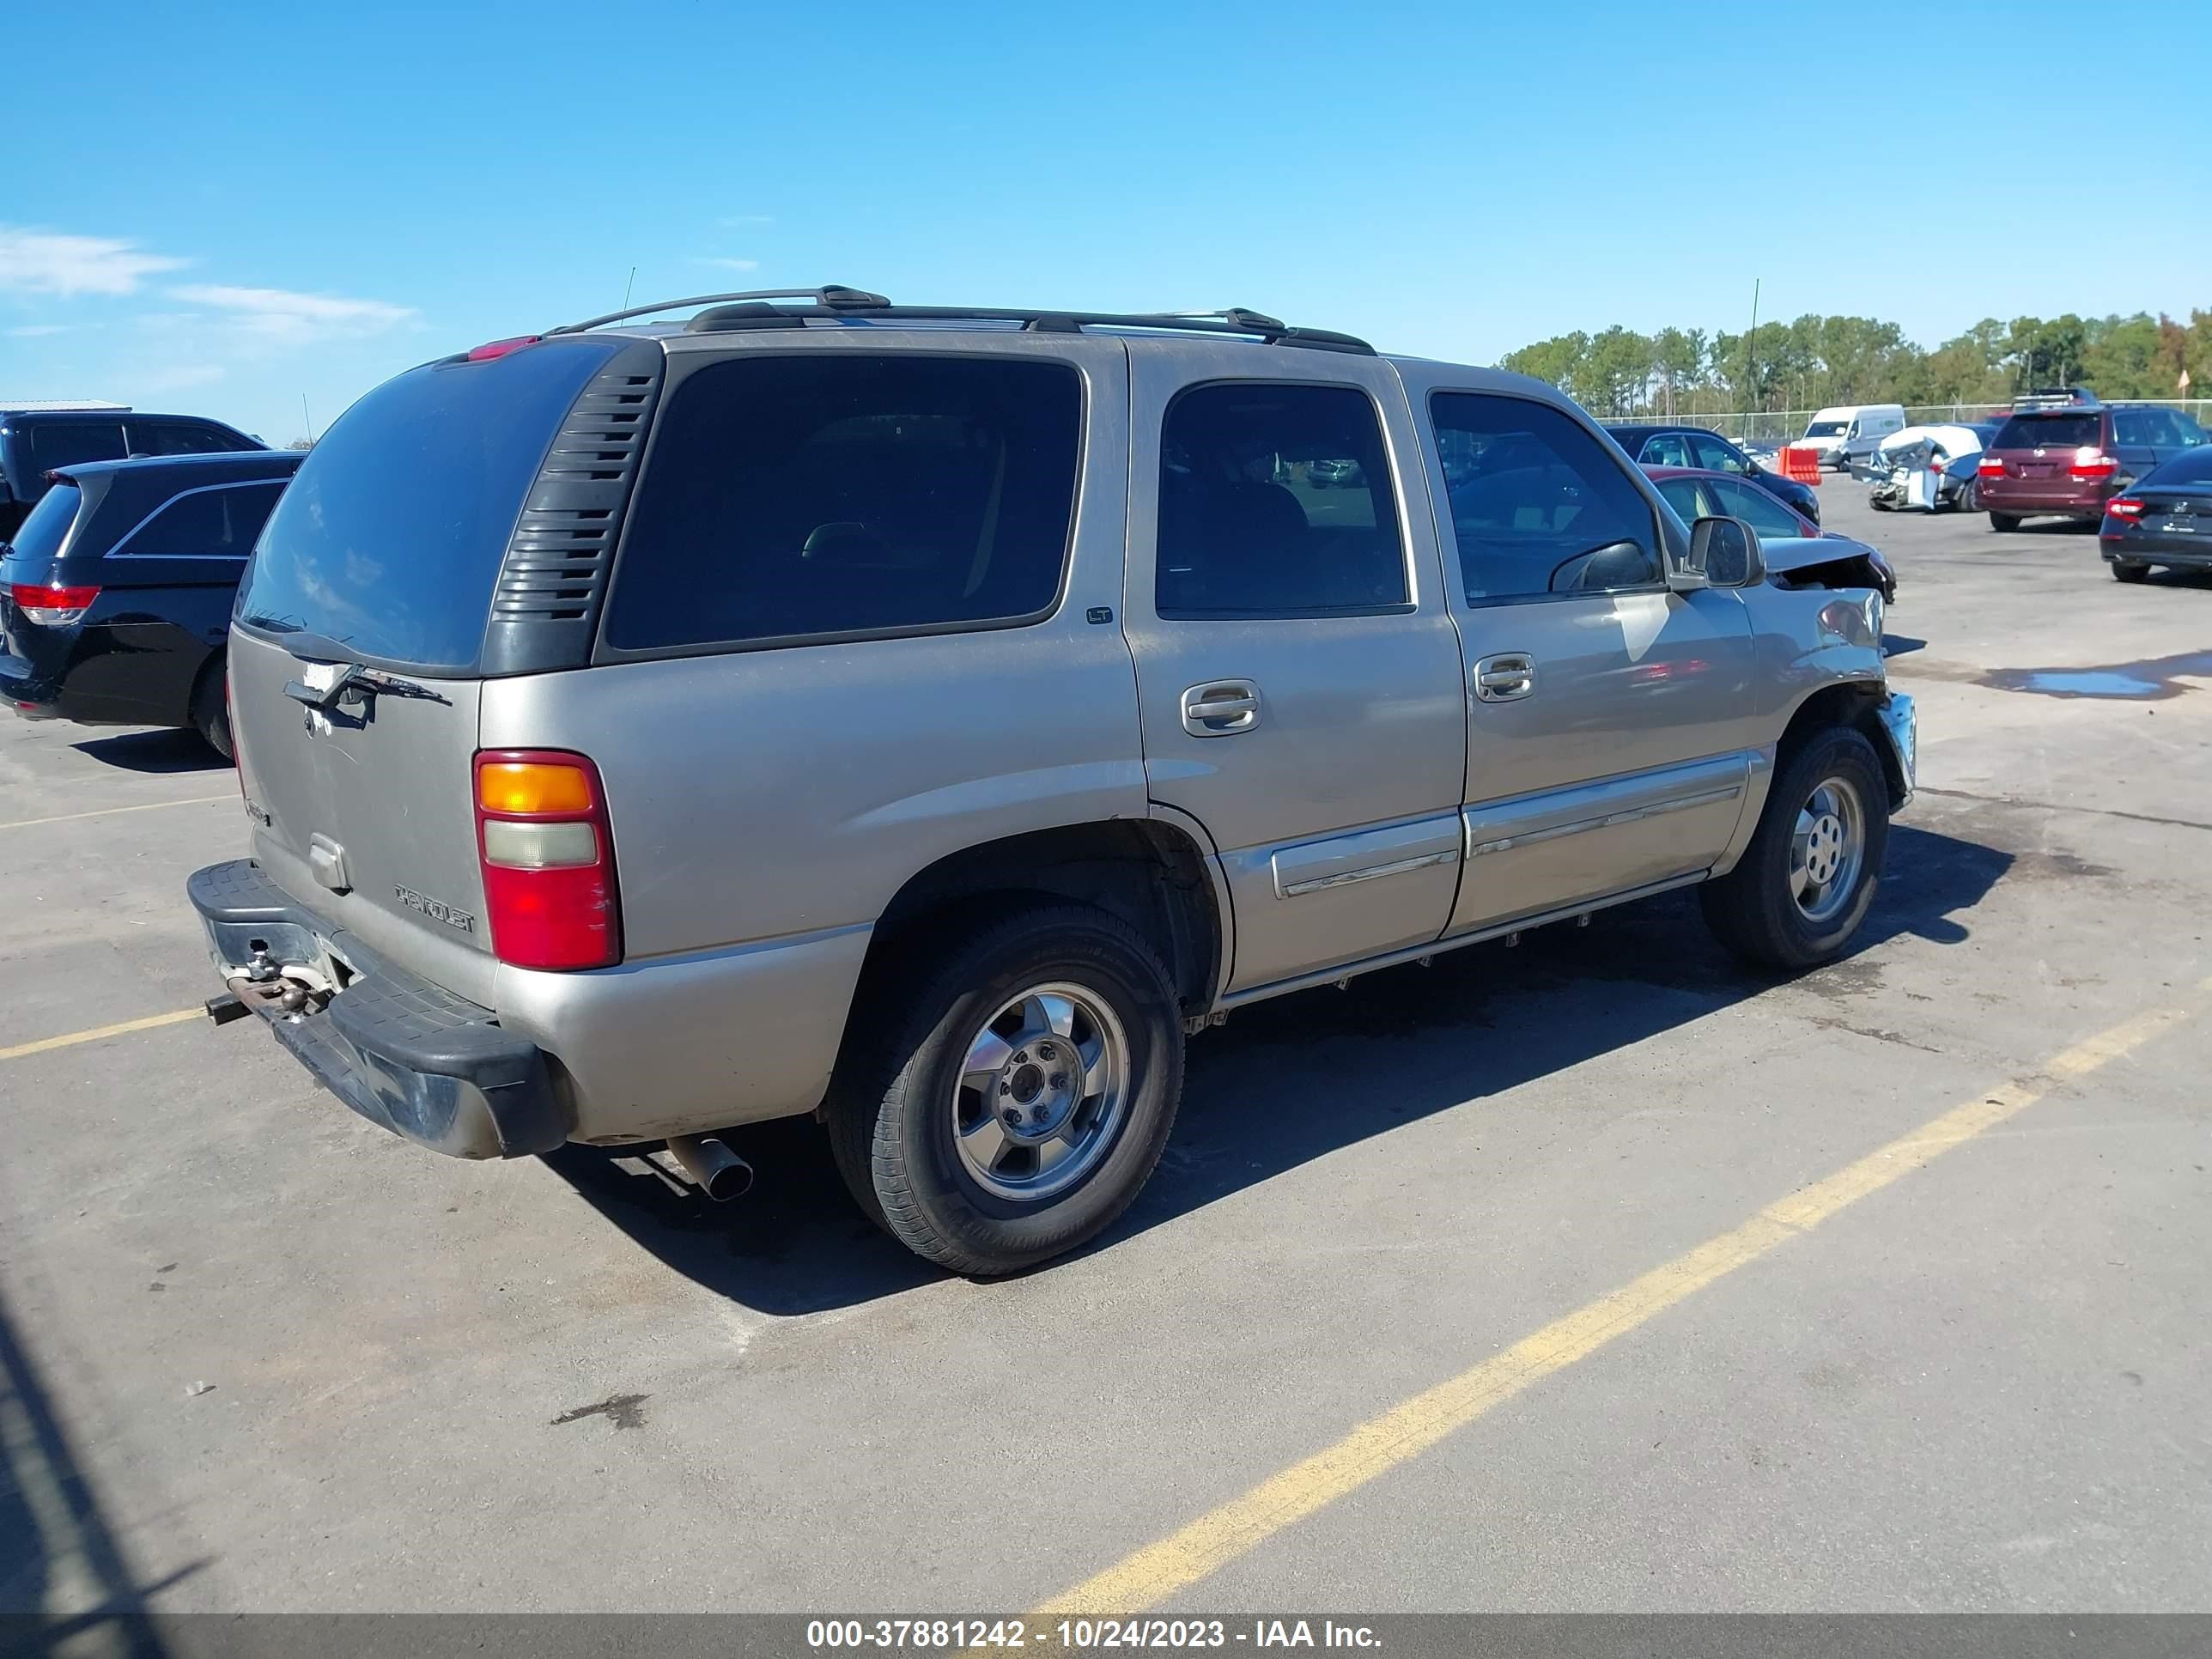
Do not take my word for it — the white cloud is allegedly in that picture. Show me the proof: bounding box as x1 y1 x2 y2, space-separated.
693 257 761 273
0 226 188 297
167 283 417 343
4 324 70 337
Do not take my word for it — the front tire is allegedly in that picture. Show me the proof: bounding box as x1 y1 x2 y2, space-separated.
1701 726 1888 971
2110 558 2152 583
1989 511 2021 532
827 904 1184 1276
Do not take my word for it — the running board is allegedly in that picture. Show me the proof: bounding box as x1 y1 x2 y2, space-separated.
1211 871 1711 1013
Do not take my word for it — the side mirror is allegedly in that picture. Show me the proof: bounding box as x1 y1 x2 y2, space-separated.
1681 515 1765 590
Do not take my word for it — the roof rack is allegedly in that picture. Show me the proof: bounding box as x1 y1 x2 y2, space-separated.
2013 386 2100 410
548 287 1374 355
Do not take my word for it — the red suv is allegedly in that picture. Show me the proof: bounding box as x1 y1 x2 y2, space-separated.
1977 392 2209 531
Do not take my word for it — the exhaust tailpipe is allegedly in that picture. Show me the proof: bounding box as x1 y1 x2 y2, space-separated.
664 1134 754 1202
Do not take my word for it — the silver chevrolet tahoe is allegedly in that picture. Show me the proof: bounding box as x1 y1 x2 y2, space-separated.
191 286 1914 1275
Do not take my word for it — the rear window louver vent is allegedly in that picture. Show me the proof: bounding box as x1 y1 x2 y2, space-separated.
480 343 665 675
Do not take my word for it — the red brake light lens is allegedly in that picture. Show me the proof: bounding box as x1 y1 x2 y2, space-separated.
2069 447 2118 479
472 750 620 970
1977 455 2004 478
465 335 542 362
9 581 100 625
2106 497 2144 520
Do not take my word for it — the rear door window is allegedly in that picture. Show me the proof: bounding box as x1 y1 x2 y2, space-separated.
1155 382 1407 617
1993 412 2099 450
1688 433 1748 474
29 422 127 471
606 354 1082 651
237 337 622 669
118 482 287 556
1430 392 1662 601
129 421 251 457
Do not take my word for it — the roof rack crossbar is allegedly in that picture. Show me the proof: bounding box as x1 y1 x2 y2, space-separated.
550 287 1373 354
548 285 890 335
687 301 1372 354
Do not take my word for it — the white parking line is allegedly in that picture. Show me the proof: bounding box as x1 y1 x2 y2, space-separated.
0 794 234 832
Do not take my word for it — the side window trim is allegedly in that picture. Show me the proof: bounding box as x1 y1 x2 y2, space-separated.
111 480 282 558
1153 377 1415 622
1426 388 1669 611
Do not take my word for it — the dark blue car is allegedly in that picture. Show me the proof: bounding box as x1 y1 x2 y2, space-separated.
1603 422 1821 526
1 449 303 757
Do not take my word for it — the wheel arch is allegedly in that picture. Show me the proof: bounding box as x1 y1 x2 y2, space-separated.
1778 680 1905 810
854 817 1225 1025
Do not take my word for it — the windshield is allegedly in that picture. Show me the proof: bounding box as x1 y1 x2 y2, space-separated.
235 337 621 670
1802 420 1848 438
0 478 82 565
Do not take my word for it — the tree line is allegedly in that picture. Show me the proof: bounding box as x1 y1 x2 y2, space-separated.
1498 309 2212 417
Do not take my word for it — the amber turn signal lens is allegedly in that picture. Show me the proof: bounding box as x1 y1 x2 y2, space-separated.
477 761 593 816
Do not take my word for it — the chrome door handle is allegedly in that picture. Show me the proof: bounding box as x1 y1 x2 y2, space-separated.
1474 653 1536 702
1182 680 1261 736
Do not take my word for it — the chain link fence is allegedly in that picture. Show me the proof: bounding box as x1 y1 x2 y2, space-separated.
1648 400 2212 450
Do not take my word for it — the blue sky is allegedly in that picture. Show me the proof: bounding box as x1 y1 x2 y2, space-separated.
6 0 2208 443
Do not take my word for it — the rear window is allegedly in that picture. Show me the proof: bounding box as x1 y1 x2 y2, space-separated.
604 354 1082 652
2 479 82 562
1993 412 2099 450
2149 447 2212 485
237 339 620 669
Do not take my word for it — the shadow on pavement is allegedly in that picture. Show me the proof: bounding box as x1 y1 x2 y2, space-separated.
544 822 2013 1316
70 730 226 775
0 1283 200 1652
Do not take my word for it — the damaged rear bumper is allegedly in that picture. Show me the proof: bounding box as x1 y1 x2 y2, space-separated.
188 860 568 1158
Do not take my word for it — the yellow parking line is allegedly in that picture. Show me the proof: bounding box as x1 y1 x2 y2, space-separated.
0 1008 204 1063
0 794 234 833
1035 1000 2198 1616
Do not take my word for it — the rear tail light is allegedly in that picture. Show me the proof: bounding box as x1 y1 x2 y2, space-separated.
9 581 100 625
1978 455 2004 478
2069 448 2118 479
473 750 621 970
2106 497 2144 520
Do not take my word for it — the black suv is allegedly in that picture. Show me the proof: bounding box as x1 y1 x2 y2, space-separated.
1604 422 1821 526
1 449 302 755
0 405 263 539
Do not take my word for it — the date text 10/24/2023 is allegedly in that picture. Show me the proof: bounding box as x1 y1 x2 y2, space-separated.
805 1620 1382 1650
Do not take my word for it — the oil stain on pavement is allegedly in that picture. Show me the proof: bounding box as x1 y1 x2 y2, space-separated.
1981 648 2212 700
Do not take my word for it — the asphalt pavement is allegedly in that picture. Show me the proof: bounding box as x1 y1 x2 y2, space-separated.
2 483 2208 1629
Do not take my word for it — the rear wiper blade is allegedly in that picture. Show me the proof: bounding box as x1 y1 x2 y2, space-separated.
281 661 448 710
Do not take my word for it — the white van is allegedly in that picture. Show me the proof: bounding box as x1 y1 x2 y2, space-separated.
1800 404 1906 471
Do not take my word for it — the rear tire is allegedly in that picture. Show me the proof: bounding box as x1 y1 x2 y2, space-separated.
1701 726 1888 971
826 903 1184 1276
190 663 232 762
1988 511 2021 532
1958 480 1979 514
2110 559 2153 583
